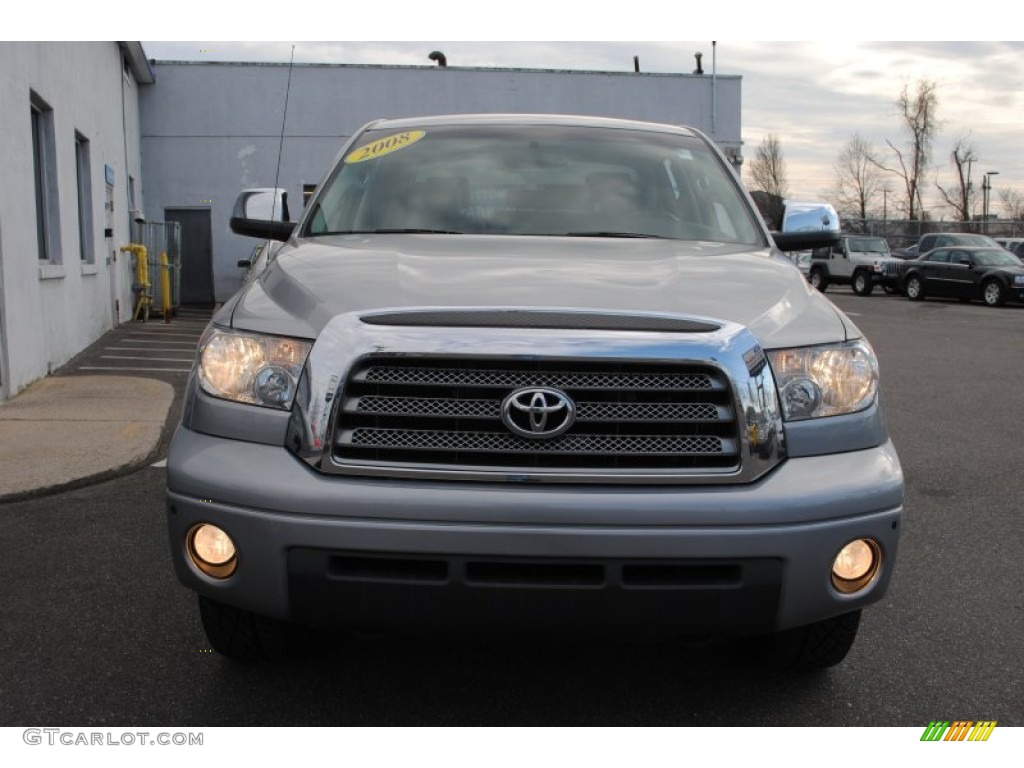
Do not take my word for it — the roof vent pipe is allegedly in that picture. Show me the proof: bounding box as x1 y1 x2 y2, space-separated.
634 56 640 73
429 51 447 67
694 52 704 75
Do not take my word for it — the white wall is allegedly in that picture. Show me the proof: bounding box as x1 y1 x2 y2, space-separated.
0 42 146 399
141 62 742 302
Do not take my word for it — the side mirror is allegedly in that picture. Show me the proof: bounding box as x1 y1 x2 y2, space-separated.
772 201 840 252
230 188 296 241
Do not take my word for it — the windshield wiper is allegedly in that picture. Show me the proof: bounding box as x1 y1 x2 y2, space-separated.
330 228 464 235
563 231 662 239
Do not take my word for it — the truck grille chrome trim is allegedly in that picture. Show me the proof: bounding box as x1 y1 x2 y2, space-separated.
284 310 786 484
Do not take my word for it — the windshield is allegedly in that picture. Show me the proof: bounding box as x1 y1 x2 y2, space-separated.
847 237 889 254
973 248 1023 267
305 123 764 244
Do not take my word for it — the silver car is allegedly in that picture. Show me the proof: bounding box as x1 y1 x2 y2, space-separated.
168 114 902 669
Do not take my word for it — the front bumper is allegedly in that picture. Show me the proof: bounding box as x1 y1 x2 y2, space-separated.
167 426 903 636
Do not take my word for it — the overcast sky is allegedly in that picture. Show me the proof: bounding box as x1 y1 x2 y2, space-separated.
140 37 1023 219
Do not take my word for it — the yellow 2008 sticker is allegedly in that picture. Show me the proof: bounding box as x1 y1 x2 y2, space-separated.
345 130 426 163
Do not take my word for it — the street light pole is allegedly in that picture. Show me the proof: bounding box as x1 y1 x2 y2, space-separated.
966 157 974 229
983 171 1000 233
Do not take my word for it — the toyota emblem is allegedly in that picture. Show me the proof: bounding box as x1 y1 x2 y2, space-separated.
501 387 576 439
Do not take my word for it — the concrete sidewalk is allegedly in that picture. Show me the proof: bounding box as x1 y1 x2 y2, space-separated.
0 376 174 501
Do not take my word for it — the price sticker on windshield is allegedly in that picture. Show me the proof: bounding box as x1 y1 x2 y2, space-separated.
345 130 426 164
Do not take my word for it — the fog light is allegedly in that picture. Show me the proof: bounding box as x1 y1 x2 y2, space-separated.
831 538 880 594
187 523 237 579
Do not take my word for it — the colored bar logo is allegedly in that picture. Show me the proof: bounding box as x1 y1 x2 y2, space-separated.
920 721 997 741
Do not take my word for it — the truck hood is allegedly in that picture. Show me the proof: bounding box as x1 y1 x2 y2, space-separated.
229 235 852 349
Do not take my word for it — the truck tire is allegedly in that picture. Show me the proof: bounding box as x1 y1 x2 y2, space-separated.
852 270 874 296
757 610 862 670
809 267 828 292
198 595 291 662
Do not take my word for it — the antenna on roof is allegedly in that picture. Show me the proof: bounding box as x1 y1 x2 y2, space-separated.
270 45 295 236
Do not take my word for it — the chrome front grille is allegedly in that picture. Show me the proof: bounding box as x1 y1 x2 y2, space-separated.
334 357 740 473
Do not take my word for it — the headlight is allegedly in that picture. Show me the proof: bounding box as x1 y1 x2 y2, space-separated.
197 327 312 409
1014 275 1024 286
767 340 878 421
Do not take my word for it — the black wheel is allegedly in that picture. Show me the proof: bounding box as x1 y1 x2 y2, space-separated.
852 270 874 296
756 610 862 670
905 274 925 301
198 595 291 662
982 280 1006 307
809 267 828 292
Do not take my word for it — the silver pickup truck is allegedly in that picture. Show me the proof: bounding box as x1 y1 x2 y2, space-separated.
167 114 903 669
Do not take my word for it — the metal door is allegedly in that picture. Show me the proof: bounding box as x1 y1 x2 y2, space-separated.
165 208 214 306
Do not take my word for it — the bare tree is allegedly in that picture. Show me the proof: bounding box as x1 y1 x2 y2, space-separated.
998 188 1024 221
872 79 939 220
747 134 789 228
833 133 884 220
936 134 978 224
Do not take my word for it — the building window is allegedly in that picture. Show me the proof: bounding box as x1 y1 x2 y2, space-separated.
75 132 94 263
31 92 61 263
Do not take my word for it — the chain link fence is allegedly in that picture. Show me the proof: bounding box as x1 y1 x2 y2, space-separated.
842 218 1024 250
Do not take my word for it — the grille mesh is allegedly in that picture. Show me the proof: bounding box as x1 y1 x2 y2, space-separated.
335 357 739 473
361 366 714 391
357 396 499 418
355 396 720 423
348 428 727 455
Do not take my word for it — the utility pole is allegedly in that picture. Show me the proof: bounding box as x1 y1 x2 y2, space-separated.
983 171 1000 233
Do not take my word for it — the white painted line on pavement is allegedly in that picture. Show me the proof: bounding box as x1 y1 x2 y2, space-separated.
151 458 168 468
102 355 195 362
105 347 196 353
119 339 196 344
79 365 191 372
129 332 203 338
